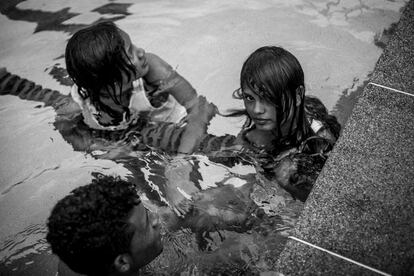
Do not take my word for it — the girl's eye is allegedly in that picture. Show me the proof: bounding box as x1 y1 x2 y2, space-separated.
243 94 254 101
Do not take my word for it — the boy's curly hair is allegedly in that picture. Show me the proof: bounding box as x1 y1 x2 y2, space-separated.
46 175 140 276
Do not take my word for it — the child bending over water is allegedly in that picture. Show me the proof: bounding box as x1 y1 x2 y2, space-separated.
66 21 199 131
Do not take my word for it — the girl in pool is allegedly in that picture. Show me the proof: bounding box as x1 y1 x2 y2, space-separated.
227 46 341 200
230 45 340 159
66 21 199 131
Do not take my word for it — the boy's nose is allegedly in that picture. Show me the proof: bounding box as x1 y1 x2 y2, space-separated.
150 211 160 228
137 48 146 58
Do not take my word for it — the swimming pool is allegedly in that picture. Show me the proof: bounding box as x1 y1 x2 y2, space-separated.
0 0 407 274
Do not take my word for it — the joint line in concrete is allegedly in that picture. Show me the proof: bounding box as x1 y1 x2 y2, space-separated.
288 236 392 276
368 82 413 98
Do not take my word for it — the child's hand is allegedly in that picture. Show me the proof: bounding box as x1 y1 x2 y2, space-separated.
173 197 193 217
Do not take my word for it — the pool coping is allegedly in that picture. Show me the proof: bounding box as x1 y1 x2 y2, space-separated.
274 1 414 275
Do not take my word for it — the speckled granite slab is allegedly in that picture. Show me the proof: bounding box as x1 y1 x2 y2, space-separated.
275 1 414 275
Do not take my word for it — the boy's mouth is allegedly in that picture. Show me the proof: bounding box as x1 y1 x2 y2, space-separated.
142 57 148 68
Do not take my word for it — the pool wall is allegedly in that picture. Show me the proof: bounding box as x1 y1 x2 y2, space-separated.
275 1 414 275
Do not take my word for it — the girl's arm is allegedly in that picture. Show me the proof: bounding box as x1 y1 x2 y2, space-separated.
143 53 198 111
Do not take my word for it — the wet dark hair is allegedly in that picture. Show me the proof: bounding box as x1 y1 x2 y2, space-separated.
230 46 310 149
65 21 137 124
46 175 140 276
304 96 341 140
286 153 326 202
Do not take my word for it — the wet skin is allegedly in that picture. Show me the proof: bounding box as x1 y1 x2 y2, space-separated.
98 30 150 115
242 87 278 148
242 87 277 131
98 28 186 120
242 86 304 149
127 203 163 270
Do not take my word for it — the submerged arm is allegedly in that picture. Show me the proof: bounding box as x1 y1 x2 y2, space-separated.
0 68 82 116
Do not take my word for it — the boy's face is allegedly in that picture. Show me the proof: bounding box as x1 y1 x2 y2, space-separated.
127 203 163 270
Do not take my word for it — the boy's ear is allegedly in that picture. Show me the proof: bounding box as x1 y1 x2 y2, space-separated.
114 254 132 273
296 85 305 106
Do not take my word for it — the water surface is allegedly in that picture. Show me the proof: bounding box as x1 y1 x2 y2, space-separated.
0 0 407 274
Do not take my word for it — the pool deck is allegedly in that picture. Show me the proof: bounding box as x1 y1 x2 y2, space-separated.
275 1 414 275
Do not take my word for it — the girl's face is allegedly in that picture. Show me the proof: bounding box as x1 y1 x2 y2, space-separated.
120 30 149 79
242 87 277 131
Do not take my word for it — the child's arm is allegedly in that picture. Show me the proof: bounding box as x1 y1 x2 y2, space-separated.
143 53 198 111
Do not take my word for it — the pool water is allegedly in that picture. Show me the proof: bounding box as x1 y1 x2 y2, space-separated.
0 0 407 275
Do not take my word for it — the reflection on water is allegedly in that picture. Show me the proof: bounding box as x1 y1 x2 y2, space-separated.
1 150 303 275
121 152 302 274
0 224 48 266
134 153 303 275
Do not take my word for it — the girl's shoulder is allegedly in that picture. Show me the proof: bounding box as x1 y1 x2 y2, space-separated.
304 95 341 141
144 53 174 84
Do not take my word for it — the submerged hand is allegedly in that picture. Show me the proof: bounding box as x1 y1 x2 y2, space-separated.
172 197 193 217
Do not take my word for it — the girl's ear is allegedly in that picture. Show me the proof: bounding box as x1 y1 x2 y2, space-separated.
296 85 305 106
114 254 132 273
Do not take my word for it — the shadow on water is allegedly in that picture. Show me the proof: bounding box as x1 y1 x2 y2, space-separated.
374 21 399 50
332 16 399 128
332 77 370 128
0 0 130 34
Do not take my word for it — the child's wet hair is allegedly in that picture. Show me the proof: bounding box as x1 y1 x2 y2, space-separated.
233 46 309 148
65 21 137 120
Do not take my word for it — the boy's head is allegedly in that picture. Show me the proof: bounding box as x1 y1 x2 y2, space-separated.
46 175 162 276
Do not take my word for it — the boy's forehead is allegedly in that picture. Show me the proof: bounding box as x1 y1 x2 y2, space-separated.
127 204 147 230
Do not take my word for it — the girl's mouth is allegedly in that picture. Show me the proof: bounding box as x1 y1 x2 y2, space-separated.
254 118 270 125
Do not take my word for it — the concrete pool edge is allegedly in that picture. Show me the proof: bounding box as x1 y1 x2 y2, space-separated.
274 1 414 275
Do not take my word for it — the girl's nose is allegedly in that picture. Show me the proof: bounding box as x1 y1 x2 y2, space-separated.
253 101 265 114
